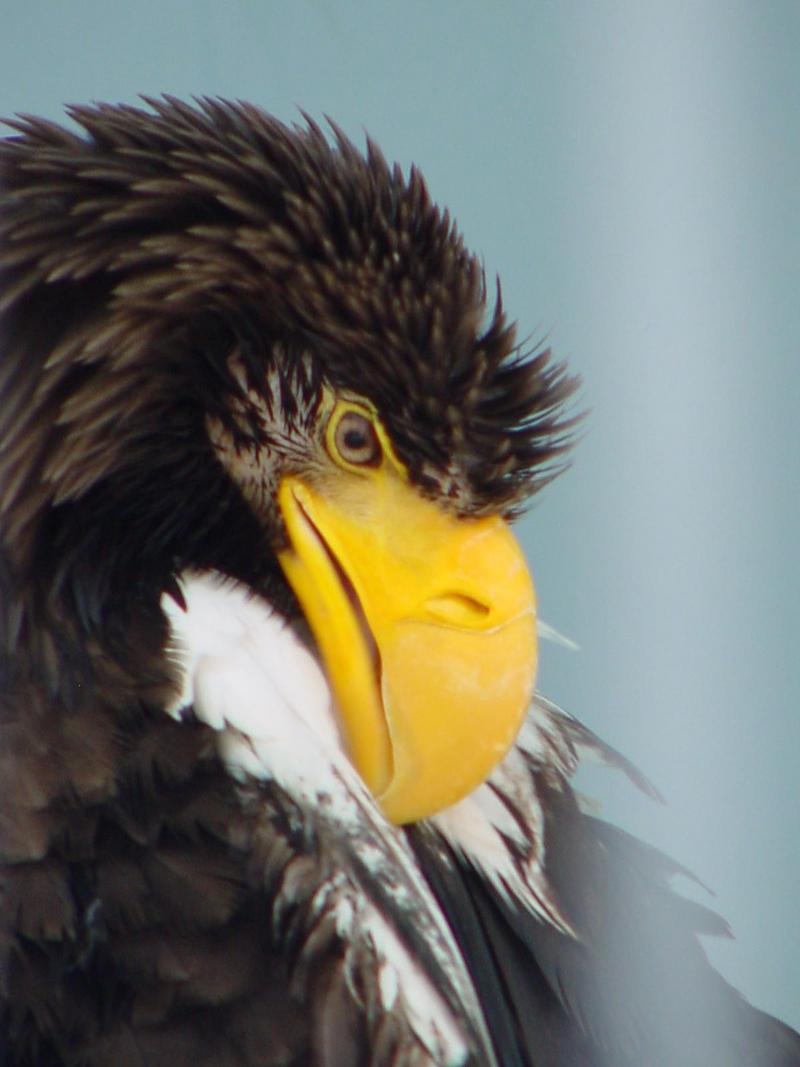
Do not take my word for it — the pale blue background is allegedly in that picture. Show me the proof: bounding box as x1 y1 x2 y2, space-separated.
2 0 798 1031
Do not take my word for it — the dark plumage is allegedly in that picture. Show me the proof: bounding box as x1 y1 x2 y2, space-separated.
1 97 798 1067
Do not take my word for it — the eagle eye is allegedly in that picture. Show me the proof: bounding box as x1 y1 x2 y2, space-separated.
330 409 382 468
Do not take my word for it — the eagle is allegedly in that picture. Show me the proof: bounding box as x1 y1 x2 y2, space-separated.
1 97 798 1067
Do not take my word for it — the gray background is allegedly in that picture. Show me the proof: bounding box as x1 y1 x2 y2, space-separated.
1 0 797 1031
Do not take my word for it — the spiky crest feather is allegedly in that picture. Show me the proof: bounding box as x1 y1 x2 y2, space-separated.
0 96 578 567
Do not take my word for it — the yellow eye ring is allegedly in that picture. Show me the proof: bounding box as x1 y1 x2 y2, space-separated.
321 390 408 481
332 409 382 467
325 399 384 471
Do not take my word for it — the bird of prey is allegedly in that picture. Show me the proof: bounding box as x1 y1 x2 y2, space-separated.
1 97 798 1067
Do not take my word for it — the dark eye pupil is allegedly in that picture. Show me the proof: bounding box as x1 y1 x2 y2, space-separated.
344 428 367 450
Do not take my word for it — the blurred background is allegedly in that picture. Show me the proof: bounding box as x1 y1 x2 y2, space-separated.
1 0 797 1030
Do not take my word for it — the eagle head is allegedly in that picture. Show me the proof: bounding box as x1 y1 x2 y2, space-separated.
0 97 577 824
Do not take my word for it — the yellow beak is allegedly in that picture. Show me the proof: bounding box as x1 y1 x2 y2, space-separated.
277 467 537 825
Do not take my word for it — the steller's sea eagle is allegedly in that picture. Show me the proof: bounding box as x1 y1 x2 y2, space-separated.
1 97 798 1067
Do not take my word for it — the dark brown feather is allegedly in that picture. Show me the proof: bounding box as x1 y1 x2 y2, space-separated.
0 97 578 555
5 98 794 1067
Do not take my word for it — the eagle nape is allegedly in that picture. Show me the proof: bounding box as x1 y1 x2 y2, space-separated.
0 97 797 1067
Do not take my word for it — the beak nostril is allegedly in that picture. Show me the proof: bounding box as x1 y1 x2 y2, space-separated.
424 593 492 627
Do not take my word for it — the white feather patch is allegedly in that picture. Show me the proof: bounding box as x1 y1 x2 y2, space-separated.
161 570 484 1065
159 570 611 1055
430 737 575 936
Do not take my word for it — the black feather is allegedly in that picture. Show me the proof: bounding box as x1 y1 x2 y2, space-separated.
1 98 797 1067
412 784 800 1067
